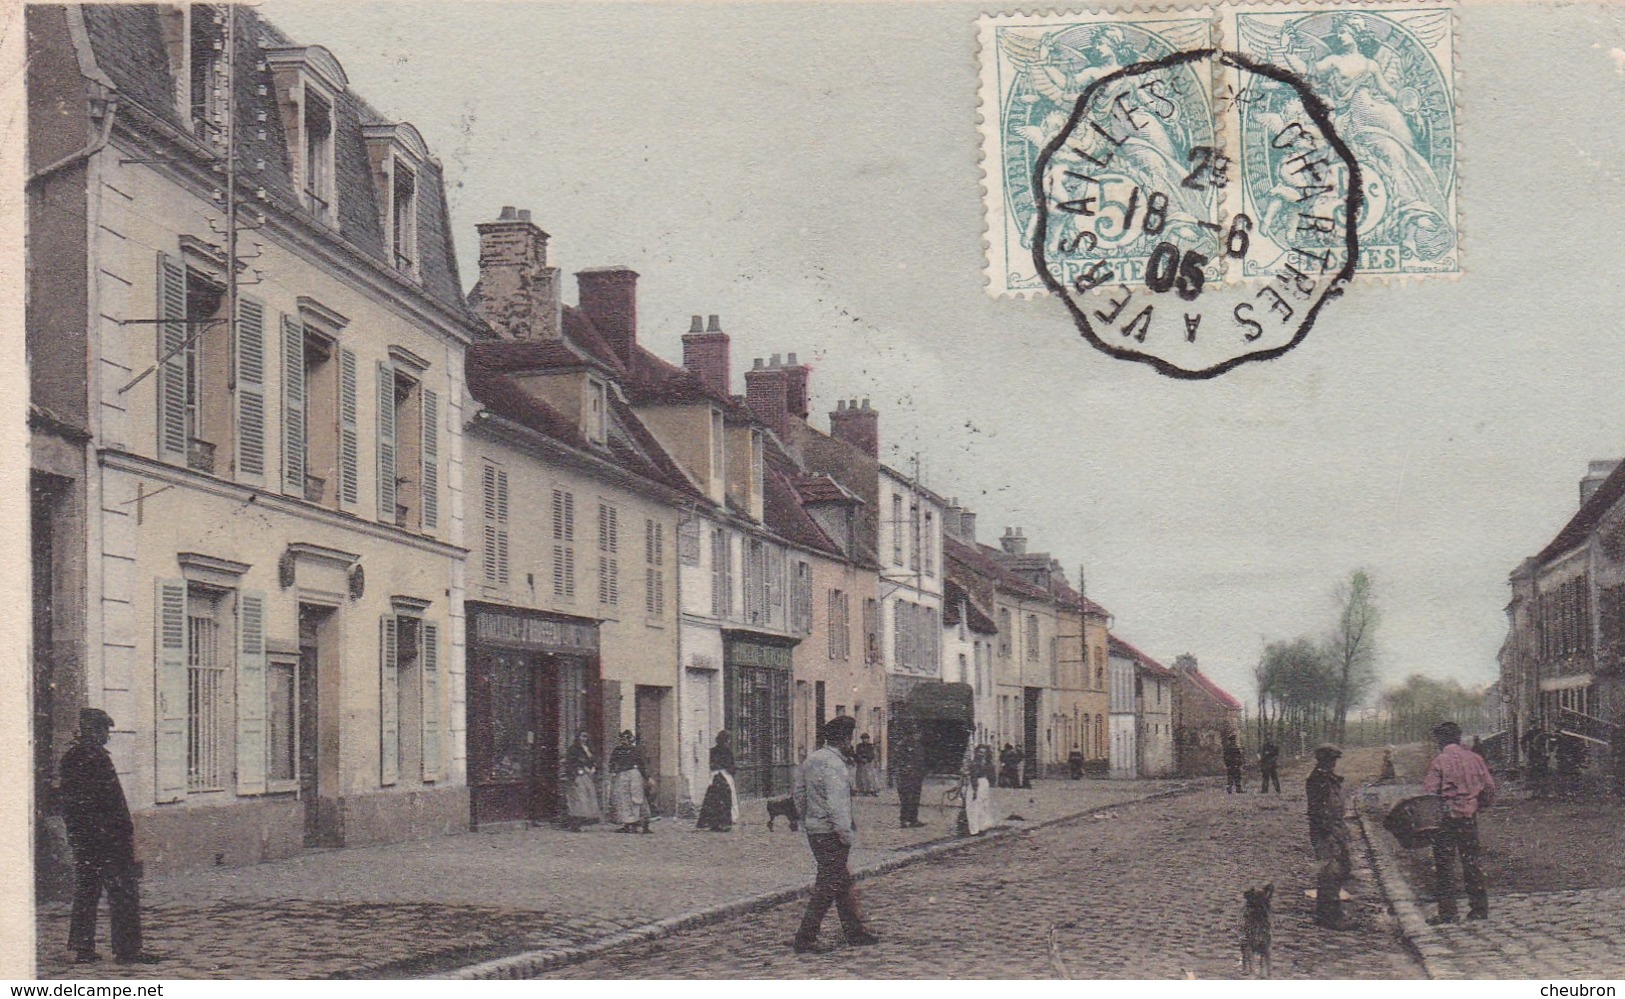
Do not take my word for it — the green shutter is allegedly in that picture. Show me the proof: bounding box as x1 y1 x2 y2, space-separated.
155 578 189 802
422 621 441 782
156 253 188 463
281 315 305 494
377 362 396 522
235 296 267 479
236 591 267 795
380 614 399 786
421 388 439 531
339 348 359 505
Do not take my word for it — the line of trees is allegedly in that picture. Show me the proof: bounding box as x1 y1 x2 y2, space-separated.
1375 674 1487 745
1254 570 1380 751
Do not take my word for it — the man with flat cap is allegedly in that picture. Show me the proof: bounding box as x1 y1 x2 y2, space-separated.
1306 742 1355 930
790 714 880 953
1423 720 1496 924
59 708 159 964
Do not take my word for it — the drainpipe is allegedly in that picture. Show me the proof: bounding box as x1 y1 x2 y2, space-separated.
27 97 119 189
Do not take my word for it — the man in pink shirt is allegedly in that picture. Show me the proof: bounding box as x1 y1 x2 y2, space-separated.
1422 720 1497 924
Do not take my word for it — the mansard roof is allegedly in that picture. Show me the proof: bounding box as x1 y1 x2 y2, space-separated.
76 5 475 327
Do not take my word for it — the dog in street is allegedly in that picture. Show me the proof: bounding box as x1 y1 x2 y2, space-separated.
765 796 800 831
1241 883 1273 978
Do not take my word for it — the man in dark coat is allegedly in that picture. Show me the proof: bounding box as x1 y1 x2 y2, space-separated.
1223 736 1245 793
59 708 159 964
1258 740 1282 794
895 725 926 829
998 743 1021 788
1306 743 1355 930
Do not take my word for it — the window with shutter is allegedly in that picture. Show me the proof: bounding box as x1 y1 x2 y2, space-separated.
422 621 441 782
482 462 509 586
156 254 190 463
282 316 306 494
380 615 399 786
553 489 576 598
236 591 267 795
235 297 267 479
421 389 439 531
155 579 190 802
711 529 727 617
376 362 397 522
598 502 619 605
644 519 665 617
338 348 359 504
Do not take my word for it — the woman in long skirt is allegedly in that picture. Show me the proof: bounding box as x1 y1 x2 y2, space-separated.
563 729 601 831
695 731 738 832
964 745 999 835
609 730 652 833
854 733 882 796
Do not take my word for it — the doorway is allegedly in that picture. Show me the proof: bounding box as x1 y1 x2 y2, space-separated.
635 685 668 810
686 668 716 805
298 603 339 846
1023 687 1041 784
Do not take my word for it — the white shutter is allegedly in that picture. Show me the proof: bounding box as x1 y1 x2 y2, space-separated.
339 348 359 505
281 315 305 494
236 591 267 795
380 615 399 786
156 253 188 463
421 389 439 531
422 621 441 782
155 578 189 802
235 297 267 479
377 362 396 522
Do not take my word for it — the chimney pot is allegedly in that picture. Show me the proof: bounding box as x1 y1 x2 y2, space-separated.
861 398 871 410
517 209 531 223
690 315 704 333
771 353 781 368
754 358 765 370
499 205 517 220
837 400 847 411
787 352 798 366
707 314 721 332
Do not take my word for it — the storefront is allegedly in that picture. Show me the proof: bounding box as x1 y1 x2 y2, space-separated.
467 603 600 827
723 632 796 799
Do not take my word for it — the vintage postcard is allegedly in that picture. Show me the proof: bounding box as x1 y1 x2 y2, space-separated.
7 0 1625 984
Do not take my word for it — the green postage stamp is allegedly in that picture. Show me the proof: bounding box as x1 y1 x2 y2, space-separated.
978 2 1460 300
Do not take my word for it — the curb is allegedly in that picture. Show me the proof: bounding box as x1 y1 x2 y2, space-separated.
440 782 1205 979
1355 803 1452 979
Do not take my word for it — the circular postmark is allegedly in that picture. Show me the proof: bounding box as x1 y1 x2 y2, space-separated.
1033 48 1361 379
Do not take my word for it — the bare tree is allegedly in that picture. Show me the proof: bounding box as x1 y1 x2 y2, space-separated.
1329 570 1380 743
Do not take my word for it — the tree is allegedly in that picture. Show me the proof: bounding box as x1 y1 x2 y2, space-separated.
1328 570 1379 743
1257 637 1338 752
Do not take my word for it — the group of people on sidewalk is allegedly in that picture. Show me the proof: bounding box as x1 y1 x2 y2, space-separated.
1306 720 1497 932
561 728 656 833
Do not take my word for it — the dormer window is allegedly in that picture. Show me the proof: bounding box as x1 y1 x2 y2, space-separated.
188 6 225 141
586 377 607 444
391 161 418 274
303 91 334 220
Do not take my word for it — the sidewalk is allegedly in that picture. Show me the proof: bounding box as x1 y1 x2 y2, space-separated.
35 775 1190 979
1356 745 1625 979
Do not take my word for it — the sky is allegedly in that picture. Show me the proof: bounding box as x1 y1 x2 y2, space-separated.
261 0 1625 707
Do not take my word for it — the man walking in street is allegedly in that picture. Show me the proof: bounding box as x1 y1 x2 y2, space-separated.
895 724 926 828
1223 735 1245 794
791 715 880 954
59 708 161 964
1258 739 1282 795
1306 743 1355 930
1423 720 1497 925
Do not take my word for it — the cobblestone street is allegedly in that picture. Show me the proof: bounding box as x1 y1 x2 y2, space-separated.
35 777 1166 978
543 770 1420 979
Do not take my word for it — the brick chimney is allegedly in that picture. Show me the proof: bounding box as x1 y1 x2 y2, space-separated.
1581 460 1620 506
1000 526 1027 556
473 206 561 340
828 397 878 458
575 266 639 366
959 509 977 544
744 352 811 439
683 313 731 397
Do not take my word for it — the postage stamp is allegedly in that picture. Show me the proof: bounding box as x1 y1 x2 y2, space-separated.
1229 5 1459 280
977 10 1220 297
980 4 1460 296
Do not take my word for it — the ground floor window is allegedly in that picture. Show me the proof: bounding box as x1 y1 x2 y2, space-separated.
186 586 232 791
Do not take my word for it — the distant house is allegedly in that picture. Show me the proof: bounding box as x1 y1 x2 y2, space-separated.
1171 654 1243 777
1108 635 1177 779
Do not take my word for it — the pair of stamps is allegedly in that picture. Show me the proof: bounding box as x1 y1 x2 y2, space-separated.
979 4 1458 376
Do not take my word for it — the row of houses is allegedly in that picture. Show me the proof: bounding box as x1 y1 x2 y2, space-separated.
1499 459 1625 784
25 4 1243 877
